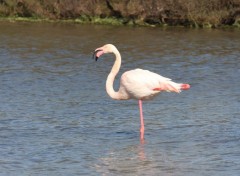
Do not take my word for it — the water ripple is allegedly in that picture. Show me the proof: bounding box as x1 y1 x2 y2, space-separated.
0 22 240 176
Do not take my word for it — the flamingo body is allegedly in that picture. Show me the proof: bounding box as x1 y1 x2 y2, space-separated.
93 44 190 141
119 68 183 101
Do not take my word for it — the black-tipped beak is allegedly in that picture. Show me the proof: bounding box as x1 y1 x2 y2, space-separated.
92 49 101 61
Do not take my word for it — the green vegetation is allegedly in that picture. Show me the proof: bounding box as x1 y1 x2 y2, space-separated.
0 0 239 28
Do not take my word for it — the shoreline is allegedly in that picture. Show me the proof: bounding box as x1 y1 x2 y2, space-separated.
0 16 239 29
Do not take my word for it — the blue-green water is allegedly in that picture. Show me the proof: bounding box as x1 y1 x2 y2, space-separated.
0 22 239 175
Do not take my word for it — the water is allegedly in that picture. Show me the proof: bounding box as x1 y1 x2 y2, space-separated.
0 22 239 175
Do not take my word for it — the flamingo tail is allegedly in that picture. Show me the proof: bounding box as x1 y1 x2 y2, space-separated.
180 84 190 90
154 82 190 93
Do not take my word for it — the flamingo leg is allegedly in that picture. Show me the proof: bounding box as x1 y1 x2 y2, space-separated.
138 100 145 140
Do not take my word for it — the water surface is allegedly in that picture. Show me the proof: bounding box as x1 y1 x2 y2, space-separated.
0 22 239 175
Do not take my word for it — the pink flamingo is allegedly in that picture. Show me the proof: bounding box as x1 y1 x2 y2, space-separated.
93 44 190 141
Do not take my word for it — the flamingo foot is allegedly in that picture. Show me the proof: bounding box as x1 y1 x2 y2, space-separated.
140 127 144 138
140 127 145 143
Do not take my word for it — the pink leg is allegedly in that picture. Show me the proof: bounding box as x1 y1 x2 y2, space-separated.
138 100 145 140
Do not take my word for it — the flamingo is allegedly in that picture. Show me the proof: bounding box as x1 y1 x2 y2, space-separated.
93 44 190 141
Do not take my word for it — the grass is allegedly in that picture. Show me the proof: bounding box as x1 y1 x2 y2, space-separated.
0 0 239 28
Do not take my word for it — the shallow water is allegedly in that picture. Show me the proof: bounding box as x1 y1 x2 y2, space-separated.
0 22 239 175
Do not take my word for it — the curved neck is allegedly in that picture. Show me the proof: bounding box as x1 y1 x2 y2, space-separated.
106 49 122 100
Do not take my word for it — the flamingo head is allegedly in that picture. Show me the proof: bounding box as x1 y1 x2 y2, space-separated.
93 44 117 61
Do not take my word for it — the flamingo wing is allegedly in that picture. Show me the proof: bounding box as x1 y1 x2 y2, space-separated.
119 69 179 100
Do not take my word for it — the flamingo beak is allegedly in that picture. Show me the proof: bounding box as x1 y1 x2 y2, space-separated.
92 49 102 61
